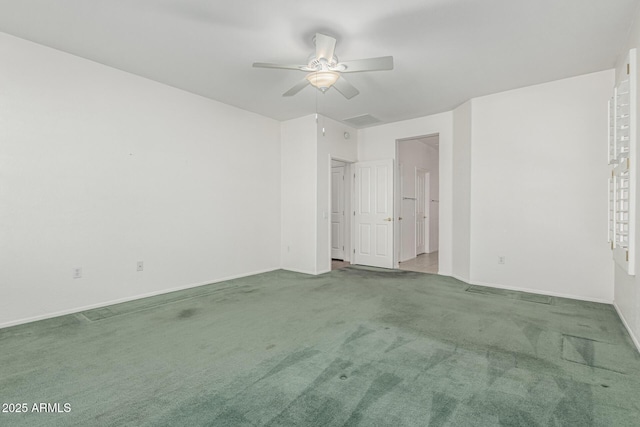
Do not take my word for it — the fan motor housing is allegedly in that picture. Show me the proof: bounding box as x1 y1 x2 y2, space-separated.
307 55 339 71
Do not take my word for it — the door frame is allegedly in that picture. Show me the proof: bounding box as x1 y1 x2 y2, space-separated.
328 157 353 265
330 164 346 260
395 134 439 269
416 168 428 255
399 162 417 262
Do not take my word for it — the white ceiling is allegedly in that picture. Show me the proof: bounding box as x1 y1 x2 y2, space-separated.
1 0 638 127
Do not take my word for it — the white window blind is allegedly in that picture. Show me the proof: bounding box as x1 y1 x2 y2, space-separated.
615 161 630 249
610 49 637 275
609 175 615 244
616 79 631 161
608 97 616 164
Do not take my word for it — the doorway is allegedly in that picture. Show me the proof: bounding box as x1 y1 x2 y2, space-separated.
331 159 352 269
397 135 439 274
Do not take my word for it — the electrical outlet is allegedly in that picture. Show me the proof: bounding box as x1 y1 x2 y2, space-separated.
498 256 505 265
137 261 144 272
73 268 82 279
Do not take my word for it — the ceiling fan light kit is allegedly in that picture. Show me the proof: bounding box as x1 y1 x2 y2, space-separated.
253 32 393 99
306 71 340 91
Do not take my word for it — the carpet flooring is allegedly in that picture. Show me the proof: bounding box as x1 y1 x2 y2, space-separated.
1 267 639 426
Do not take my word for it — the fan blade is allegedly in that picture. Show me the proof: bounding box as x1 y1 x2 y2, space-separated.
332 76 359 99
338 56 394 73
253 62 307 71
283 78 310 96
315 33 336 61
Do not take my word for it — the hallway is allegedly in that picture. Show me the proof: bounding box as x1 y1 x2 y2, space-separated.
399 251 438 274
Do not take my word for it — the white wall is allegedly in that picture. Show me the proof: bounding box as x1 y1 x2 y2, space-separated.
280 114 357 275
316 116 358 273
1 31 624 334
398 140 429 198
452 101 472 282
0 33 282 327
358 112 454 275
469 70 614 302
280 115 318 274
614 6 640 351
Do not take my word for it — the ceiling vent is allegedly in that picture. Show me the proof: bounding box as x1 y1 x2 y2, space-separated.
342 114 381 128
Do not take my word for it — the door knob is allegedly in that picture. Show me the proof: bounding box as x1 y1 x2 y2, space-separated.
383 217 393 221
399 217 403 220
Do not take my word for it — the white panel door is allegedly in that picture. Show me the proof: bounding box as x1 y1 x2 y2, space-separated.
354 160 394 268
331 166 345 260
416 169 426 255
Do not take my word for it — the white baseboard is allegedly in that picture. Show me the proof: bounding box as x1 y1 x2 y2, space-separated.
280 267 337 275
450 275 638 354
280 267 317 275
0 267 280 330
465 278 612 304
451 274 471 283
613 302 640 354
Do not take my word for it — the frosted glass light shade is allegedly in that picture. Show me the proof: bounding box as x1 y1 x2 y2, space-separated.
306 71 339 90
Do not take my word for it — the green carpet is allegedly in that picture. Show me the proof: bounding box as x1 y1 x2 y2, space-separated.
1 268 639 426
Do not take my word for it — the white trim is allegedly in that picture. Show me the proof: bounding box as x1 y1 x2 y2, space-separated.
328 154 335 270
281 267 317 275
451 274 470 283
467 279 613 304
445 273 612 304
437 267 452 276
404 270 614 304
0 267 279 330
613 302 640 354
329 157 352 266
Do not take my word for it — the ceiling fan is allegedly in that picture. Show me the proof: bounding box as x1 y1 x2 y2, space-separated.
253 33 394 99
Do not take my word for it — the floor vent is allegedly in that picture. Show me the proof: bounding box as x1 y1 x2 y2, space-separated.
465 285 552 304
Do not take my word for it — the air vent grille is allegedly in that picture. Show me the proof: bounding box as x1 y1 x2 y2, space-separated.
342 114 381 127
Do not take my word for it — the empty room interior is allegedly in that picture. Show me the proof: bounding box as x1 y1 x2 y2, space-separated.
2 1 640 426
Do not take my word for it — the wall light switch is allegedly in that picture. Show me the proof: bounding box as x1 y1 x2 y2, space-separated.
137 261 144 272
498 256 505 265
73 268 82 279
